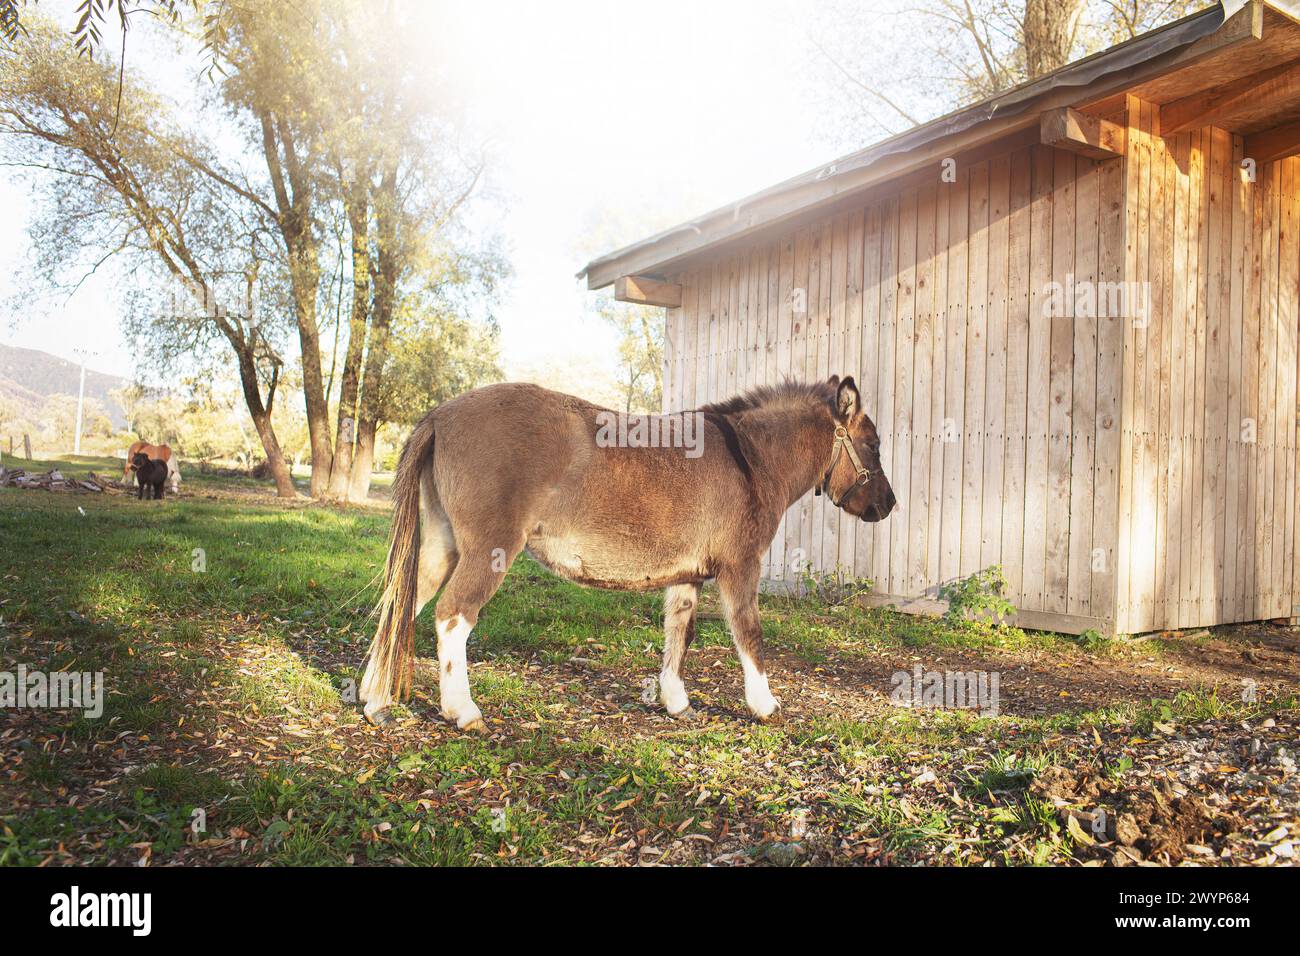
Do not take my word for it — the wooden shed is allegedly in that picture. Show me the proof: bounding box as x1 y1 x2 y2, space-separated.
582 0 1300 636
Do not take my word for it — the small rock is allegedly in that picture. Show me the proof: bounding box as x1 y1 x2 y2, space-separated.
1274 842 1295 859
764 842 804 867
1113 845 1144 866
1114 813 1142 847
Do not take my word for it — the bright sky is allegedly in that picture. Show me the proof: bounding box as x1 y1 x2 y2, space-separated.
0 0 876 385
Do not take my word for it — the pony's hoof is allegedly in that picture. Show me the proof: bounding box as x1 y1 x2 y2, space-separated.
667 705 697 721
364 704 394 727
443 706 487 733
753 701 783 724
459 716 489 734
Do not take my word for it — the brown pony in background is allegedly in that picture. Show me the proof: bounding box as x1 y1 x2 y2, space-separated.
361 376 896 730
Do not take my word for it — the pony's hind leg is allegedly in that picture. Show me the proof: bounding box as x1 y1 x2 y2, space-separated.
432 534 523 732
360 480 457 723
659 583 700 717
414 480 458 614
718 564 780 721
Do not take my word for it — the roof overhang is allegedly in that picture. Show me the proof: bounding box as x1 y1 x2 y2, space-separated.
582 0 1300 293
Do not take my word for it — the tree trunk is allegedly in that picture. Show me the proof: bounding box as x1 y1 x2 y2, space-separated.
349 417 377 502
260 112 333 498
638 311 663 409
295 261 334 497
347 311 390 502
326 183 372 500
1022 0 1084 77
348 162 399 503
234 347 298 498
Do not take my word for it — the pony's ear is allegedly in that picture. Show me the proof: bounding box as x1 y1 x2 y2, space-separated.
836 376 861 420
827 374 841 390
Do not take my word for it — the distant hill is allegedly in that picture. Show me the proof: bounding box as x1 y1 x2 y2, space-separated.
0 344 129 428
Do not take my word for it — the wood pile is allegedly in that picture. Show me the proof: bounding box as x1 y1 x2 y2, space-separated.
0 467 126 493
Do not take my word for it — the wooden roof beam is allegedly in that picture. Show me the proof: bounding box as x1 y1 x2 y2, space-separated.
614 275 682 308
1161 59 1300 136
1246 119 1300 164
1040 107 1125 159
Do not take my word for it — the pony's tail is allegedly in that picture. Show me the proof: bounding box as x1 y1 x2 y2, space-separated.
361 413 437 719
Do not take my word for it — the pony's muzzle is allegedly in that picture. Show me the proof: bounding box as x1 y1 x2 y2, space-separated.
862 488 897 522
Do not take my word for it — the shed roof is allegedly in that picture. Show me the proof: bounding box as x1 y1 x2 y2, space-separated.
582 0 1300 292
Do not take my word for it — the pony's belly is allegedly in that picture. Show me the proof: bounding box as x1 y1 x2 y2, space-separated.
524 534 709 591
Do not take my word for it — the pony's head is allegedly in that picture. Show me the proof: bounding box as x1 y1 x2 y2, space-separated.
821 376 896 523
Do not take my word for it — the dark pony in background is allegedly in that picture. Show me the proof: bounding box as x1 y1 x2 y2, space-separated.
124 440 180 494
130 452 169 501
361 376 895 729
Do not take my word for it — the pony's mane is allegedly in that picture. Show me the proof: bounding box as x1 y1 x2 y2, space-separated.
699 379 836 417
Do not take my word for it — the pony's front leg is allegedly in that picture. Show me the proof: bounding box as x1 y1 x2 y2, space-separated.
659 583 700 717
718 564 780 721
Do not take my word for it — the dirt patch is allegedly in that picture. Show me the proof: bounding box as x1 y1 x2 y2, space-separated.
1028 713 1298 865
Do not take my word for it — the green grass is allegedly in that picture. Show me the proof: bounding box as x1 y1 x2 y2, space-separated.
2 469 1297 866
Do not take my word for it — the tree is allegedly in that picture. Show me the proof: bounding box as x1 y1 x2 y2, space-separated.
206 1 337 496
198 0 496 501
596 295 664 414
379 311 502 427
576 207 674 415
5 3 501 500
326 2 493 501
808 0 1201 148
42 393 112 449
0 1 195 52
0 21 300 495
1023 0 1088 78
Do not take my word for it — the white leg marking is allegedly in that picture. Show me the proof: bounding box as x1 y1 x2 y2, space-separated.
437 614 483 730
659 668 691 716
359 655 390 721
737 649 780 720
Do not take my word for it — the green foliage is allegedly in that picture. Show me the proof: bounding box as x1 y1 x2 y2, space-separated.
937 565 1016 628
786 565 875 609
378 292 505 428
1075 627 1111 652
593 292 664 413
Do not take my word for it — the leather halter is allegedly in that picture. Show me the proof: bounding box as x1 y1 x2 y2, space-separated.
816 425 881 506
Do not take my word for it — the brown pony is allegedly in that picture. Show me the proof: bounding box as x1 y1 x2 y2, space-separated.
124 441 179 492
361 377 895 729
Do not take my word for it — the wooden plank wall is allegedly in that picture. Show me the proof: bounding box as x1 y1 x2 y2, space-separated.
660 114 1300 632
1117 100 1300 632
663 135 1127 625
